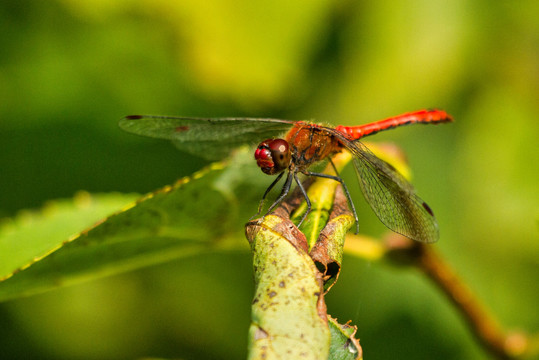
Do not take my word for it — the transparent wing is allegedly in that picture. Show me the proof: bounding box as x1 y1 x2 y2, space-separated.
119 115 295 160
326 128 439 243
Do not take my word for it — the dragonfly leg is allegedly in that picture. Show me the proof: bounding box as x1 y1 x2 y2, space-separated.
303 171 360 234
293 172 311 228
251 171 285 220
263 170 294 216
328 157 340 177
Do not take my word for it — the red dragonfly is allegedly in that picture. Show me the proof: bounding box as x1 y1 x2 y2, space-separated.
120 109 452 243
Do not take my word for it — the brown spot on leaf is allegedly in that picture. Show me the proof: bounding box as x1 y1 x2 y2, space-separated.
254 326 269 340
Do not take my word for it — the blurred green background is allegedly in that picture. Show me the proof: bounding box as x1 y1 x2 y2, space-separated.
1 1 538 359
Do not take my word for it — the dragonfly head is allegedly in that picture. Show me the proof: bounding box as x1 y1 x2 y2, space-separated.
254 139 291 175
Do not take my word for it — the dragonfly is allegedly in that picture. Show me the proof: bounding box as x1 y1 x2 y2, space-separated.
119 109 452 243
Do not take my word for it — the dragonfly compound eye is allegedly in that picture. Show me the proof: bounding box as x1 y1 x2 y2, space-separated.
255 139 291 175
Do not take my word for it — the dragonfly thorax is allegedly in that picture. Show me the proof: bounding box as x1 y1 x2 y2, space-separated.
254 139 292 175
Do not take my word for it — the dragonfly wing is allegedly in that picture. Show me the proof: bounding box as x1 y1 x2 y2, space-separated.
119 115 295 160
327 129 439 243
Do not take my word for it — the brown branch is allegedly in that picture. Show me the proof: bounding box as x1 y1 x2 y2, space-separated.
385 235 530 359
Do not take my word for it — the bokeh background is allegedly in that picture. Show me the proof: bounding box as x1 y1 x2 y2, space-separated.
1 1 538 359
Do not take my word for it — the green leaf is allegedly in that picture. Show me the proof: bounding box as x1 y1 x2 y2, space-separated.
0 191 138 280
0 149 268 302
246 215 330 360
310 206 355 293
328 316 362 360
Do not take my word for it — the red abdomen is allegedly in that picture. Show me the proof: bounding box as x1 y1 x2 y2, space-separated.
335 109 453 140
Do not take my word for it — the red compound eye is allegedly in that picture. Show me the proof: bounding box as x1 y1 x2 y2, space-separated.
254 139 291 175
